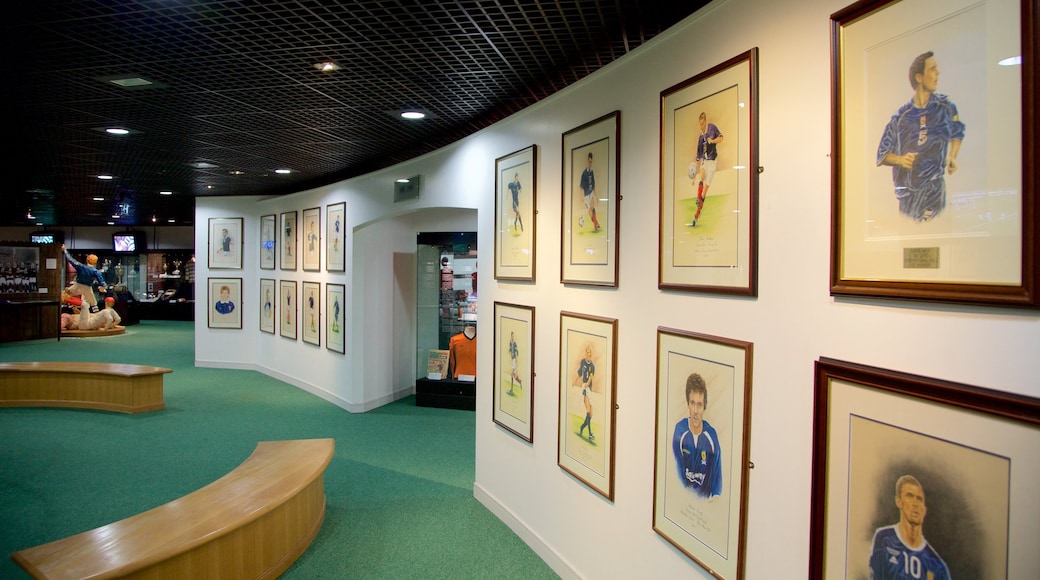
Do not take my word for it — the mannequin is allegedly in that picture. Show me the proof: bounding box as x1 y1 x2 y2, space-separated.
448 324 477 380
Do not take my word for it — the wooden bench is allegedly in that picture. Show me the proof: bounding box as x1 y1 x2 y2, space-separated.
0 362 169 414
12 439 335 580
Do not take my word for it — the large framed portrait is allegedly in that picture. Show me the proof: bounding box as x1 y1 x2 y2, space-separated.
280 211 297 271
301 281 320 346
208 217 243 270
326 283 345 354
326 202 346 272
494 145 537 282
279 279 297 340
301 207 321 272
659 48 759 296
207 277 242 329
493 302 535 442
561 111 620 287
810 358 1040 578
557 311 617 500
259 278 275 334
652 327 753 579
259 214 276 270
830 0 1037 307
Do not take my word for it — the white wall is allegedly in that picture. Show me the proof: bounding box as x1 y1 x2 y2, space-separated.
192 0 1039 576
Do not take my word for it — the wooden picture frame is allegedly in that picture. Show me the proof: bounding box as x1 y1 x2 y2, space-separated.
302 207 321 272
259 278 275 334
279 211 297 271
561 111 621 287
810 358 1040 578
493 301 535 442
659 48 759 295
557 311 617 500
652 327 753 579
830 0 1037 307
207 277 242 329
326 283 345 354
259 214 276 270
326 202 346 272
301 281 320 346
494 145 537 282
279 279 297 340
207 217 243 270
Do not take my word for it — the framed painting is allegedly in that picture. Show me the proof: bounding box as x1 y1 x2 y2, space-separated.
208 217 243 270
301 281 320 346
302 206 321 272
810 358 1040 578
326 202 346 272
259 214 276 270
561 111 621 287
493 302 535 443
659 48 759 296
207 277 242 329
279 279 297 340
326 283 345 354
557 311 617 500
494 145 537 281
830 0 1037 307
280 211 297 271
259 278 275 334
652 327 753 580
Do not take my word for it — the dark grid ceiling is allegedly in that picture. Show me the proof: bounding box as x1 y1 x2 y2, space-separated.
2 0 708 228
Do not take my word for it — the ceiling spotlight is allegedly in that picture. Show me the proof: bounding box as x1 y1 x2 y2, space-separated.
275 168 292 174
401 110 426 120
159 191 173 196
314 61 339 72
112 213 121 219
168 219 176 223
105 127 130 135
229 170 245 175
93 196 105 201
152 215 157 223
98 174 114 180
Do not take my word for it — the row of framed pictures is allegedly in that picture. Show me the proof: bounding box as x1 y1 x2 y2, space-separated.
206 277 346 354
492 301 1040 579
260 203 346 273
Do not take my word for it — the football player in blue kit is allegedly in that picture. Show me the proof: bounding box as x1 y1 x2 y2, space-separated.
877 51 965 222
869 475 950 580
671 373 722 499
688 112 724 227
575 344 595 441
508 172 524 232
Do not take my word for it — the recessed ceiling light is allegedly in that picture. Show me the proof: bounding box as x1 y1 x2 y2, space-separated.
160 191 173 196
401 111 426 120
396 178 410 183
93 197 105 201
314 61 339 72
168 219 176 223
190 161 218 169
105 127 130 135
229 170 245 175
107 221 115 225
275 168 292 174
111 213 121 219
97 174 114 180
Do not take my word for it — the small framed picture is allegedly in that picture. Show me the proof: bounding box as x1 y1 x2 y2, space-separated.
279 279 297 340
493 302 535 443
494 145 537 282
259 278 275 334
557 311 617 500
259 214 276 270
207 277 242 329
652 327 753 579
302 207 321 272
659 49 759 295
326 202 346 272
280 211 297 271
301 281 320 346
810 358 1040 579
208 217 244 270
326 283 345 354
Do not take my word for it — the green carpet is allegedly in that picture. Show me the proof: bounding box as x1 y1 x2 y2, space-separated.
0 321 556 579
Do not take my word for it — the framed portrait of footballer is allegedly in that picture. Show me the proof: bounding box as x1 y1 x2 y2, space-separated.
830 0 1037 307
557 311 617 500
207 217 243 270
658 48 759 296
301 207 321 272
326 202 346 272
493 302 535 443
259 278 275 334
326 283 345 354
279 211 297 271
652 327 753 580
207 277 242 329
561 111 620 287
810 358 1040 579
279 279 297 340
259 214 276 270
494 145 537 282
301 281 320 346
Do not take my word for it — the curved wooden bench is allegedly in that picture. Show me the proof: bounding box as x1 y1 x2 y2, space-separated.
0 362 169 413
12 439 335 580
